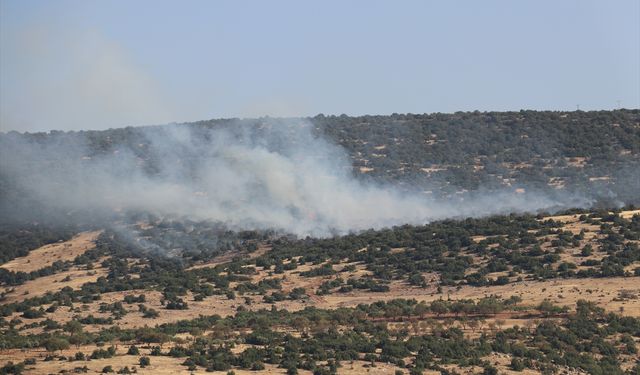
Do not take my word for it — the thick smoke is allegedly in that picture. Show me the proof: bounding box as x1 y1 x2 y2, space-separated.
0 120 591 236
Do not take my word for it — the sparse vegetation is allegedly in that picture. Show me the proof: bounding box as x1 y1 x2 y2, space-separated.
1 111 639 374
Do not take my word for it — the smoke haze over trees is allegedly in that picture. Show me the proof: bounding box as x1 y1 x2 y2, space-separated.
0 110 638 237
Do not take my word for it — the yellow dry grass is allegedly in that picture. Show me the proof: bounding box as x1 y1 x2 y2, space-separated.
621 209 640 219
0 348 214 374
23 287 311 331
314 276 640 316
0 230 101 273
0 346 409 374
1 266 108 305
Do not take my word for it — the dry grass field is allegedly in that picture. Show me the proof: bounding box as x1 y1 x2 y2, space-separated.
2 345 571 375
0 231 101 273
0 345 593 375
0 354 412 375
0 266 108 305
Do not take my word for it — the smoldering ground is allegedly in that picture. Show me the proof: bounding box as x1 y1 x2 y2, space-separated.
0 119 593 237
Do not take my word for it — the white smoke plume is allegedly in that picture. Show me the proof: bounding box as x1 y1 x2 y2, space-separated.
0 119 591 237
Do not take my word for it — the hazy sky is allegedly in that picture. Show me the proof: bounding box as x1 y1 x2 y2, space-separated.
1 0 639 132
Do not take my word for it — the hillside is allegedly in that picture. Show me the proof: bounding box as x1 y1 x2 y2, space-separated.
1 110 639 225
1 110 640 374
1 207 639 374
